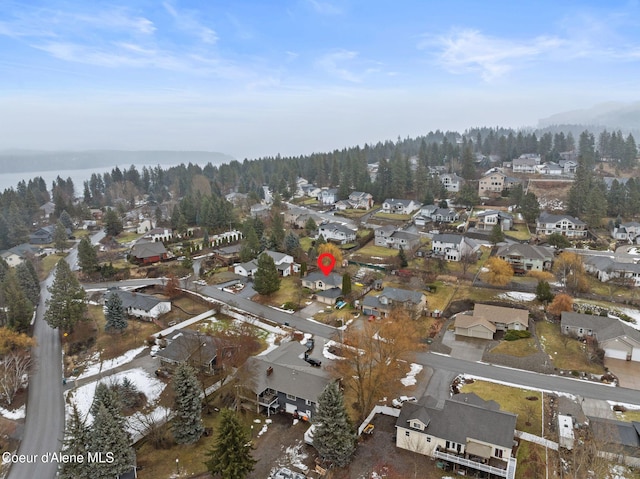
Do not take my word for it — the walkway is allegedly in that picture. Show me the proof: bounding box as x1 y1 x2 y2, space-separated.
515 430 558 450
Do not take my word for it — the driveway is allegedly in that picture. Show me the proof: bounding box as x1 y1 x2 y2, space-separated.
605 358 640 390
441 330 488 361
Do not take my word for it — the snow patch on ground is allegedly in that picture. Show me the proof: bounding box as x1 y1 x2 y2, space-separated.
257 424 269 437
283 441 309 473
607 400 640 411
299 333 313 345
498 291 536 302
0 405 25 420
66 367 166 425
323 340 344 360
611 307 640 330
400 363 423 387
258 333 280 356
77 345 147 379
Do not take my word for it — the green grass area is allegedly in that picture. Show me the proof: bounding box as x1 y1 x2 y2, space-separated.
536 321 605 374
253 276 307 308
116 231 143 244
38 253 67 280
299 236 313 252
614 409 640 422
505 224 531 241
355 244 400 258
298 198 319 206
515 441 547 479
73 229 91 239
489 338 539 357
373 212 412 221
460 380 543 436
334 209 368 219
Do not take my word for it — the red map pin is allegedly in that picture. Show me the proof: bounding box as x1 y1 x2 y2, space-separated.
317 252 336 276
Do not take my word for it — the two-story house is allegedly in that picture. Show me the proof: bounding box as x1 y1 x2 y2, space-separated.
317 222 356 245
431 234 480 261
142 227 173 243
535 212 587 238
475 210 513 232
156 329 227 374
382 198 420 215
362 286 426 319
374 225 396 247
496 244 554 273
242 342 331 419
512 154 540 173
129 240 169 264
234 251 299 277
317 188 338 205
396 395 517 478
478 171 520 196
29 224 71 245
611 222 640 243
415 205 459 226
439 173 464 193
348 191 374 210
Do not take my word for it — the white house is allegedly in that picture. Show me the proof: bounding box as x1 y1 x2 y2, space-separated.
143 227 173 243
318 222 356 245
382 198 419 215
475 210 513 231
317 188 338 205
431 234 480 261
347 191 374 210
104 288 171 321
136 218 155 234
535 212 587 238
611 222 640 243
512 154 540 173
439 173 463 193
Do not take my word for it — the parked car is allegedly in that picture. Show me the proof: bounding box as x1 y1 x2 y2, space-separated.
392 396 417 408
305 357 322 367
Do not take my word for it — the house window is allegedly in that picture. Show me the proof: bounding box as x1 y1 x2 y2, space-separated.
426 437 431 442
494 448 503 458
305 399 312 406
286 393 296 401
411 422 421 429
405 431 410 437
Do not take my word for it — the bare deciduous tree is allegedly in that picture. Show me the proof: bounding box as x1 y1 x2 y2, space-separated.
0 351 32 405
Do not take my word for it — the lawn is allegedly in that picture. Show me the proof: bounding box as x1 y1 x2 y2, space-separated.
299 236 313 252
38 253 67 280
116 231 143 244
505 224 531 241
355 244 400 258
489 338 539 357
459 380 543 436
515 441 547 479
536 321 605 375
253 276 307 308
373 212 411 221
334 209 369 219
614 409 640 422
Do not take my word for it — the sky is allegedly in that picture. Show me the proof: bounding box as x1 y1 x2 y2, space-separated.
1 0 640 160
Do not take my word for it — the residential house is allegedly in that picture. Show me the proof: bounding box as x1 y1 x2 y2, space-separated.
387 231 421 251
334 200 352 211
39 201 56 219
381 198 420 215
129 241 168 264
301 271 343 291
454 304 529 340
431 234 480 261
415 205 459 226
142 227 173 243
234 251 299 277
537 162 562 176
478 171 520 196
29 224 70 245
250 203 271 218
561 312 640 362
212 244 242 265
225 192 248 206
136 218 154 235
301 184 322 198
559 159 578 175
156 329 228 374
611 222 640 243
496 244 554 273
347 191 374 209
317 188 338 205
318 222 356 245
603 177 631 190
362 286 426 319
0 243 40 267
315 287 344 306
475 210 513 232
234 260 258 277
584 255 640 286
293 213 323 230
374 225 397 247
587 417 640 467
535 212 587 238
512 154 540 173
104 288 171 320
242 341 331 419
396 395 517 478
439 173 464 193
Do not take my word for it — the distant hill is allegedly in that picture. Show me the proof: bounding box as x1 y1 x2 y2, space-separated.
538 102 640 136
0 150 236 174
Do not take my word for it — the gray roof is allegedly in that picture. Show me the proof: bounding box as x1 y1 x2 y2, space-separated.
320 222 356 235
477 210 513 220
384 198 413 207
237 260 258 271
317 287 343 299
450 393 501 411
303 271 343 288
265 250 290 264
391 230 421 241
537 211 586 226
497 244 554 261
588 417 640 456
432 233 464 245
105 288 166 312
397 395 517 449
379 286 424 304
130 241 167 259
155 330 219 365
246 342 330 402
560 312 640 343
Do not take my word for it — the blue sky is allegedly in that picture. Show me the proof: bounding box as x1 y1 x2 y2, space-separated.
1 0 640 159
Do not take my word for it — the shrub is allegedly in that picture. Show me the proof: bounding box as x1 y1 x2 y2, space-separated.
282 301 297 311
504 330 532 341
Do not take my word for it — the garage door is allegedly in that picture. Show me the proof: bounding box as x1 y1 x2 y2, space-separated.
470 328 492 340
285 403 297 414
632 348 640 362
605 348 628 360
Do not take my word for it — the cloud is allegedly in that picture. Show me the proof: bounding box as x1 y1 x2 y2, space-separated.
426 29 563 81
316 50 362 82
162 1 218 44
306 0 343 15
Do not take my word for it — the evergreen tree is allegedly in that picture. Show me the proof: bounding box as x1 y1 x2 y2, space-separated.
104 292 127 333
15 260 40 307
535 280 554 304
103 208 123 237
205 408 256 479
239 222 260 262
397 246 408 268
89 403 134 479
54 220 68 253
341 273 352 296
2 271 33 332
489 223 505 246
44 259 87 332
172 363 204 444
91 382 123 420
59 210 74 230
269 212 285 251
520 191 541 224
546 233 571 249
313 382 356 467
77 236 99 272
284 231 300 256
59 403 91 479
460 145 476 180
304 217 317 234
253 253 280 295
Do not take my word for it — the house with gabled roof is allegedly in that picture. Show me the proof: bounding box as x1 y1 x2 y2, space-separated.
242 342 331 419
142 227 173 242
455 304 529 340
431 234 480 262
535 212 587 238
382 198 420 215
29 224 71 245
561 312 640 362
478 171 520 196
104 288 171 320
475 210 513 232
362 286 426 319
587 416 640 467
348 191 374 210
611 221 640 243
396 395 517 478
582 255 640 286
301 271 343 291
156 329 228 373
439 173 464 193
129 241 168 264
0 243 40 268
415 205 459 226
318 222 356 245
496 243 554 273
234 251 299 277
512 154 540 173
317 188 338 205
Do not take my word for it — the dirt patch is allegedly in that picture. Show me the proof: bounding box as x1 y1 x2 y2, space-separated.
527 179 573 212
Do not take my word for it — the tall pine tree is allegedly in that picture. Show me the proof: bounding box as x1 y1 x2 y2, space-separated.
104 292 127 333
89 403 134 479
205 409 256 479
44 259 87 332
77 236 98 273
172 363 204 444
253 253 280 295
59 403 91 479
313 382 356 467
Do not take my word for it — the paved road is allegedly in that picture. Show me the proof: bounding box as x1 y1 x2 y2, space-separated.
415 351 640 405
7 271 63 479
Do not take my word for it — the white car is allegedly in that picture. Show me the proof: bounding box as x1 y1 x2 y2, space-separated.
392 396 417 408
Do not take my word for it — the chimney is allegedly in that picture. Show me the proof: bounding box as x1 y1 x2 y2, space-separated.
266 367 273 376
